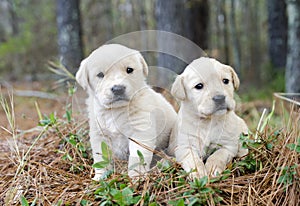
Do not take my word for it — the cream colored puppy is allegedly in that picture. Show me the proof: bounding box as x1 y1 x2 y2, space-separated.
76 44 176 180
168 57 248 178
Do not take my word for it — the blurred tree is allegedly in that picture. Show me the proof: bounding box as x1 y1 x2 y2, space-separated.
155 0 209 74
286 0 300 93
209 0 229 65
0 0 17 42
229 0 241 75
267 0 287 70
185 0 209 50
219 0 229 64
56 0 83 74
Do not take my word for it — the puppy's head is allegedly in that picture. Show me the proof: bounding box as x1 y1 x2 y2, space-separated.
76 44 148 108
171 57 239 118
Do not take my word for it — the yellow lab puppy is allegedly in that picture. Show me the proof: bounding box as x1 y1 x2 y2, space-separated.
168 57 248 178
76 44 177 180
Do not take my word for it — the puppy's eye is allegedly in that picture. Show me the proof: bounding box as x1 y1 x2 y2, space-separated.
194 83 204 90
97 72 104 78
126 67 134 74
223 78 230 85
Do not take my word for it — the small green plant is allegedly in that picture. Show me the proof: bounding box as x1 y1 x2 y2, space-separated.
93 141 113 170
38 112 58 127
94 178 141 205
168 176 223 205
128 150 147 171
59 131 89 172
287 137 300 153
277 165 297 186
276 137 300 187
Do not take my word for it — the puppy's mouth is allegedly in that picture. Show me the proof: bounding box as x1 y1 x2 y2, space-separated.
111 95 129 103
200 105 231 118
214 105 230 112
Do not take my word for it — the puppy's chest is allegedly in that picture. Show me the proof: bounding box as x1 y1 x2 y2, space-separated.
198 122 231 147
98 111 133 138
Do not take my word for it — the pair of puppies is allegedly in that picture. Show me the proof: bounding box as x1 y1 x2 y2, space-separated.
76 44 248 180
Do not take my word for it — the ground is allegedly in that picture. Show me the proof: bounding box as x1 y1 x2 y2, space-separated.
0 81 299 205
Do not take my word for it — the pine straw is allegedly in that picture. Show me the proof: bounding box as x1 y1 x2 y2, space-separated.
0 111 299 205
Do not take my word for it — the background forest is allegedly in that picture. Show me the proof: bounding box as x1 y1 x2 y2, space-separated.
0 0 299 96
0 1 300 205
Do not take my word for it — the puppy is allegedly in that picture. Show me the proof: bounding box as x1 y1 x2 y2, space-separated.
76 44 177 180
168 57 248 178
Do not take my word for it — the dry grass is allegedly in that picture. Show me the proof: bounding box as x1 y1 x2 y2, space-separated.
0 89 299 205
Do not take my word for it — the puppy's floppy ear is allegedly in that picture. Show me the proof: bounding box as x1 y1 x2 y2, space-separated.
223 65 240 90
139 54 149 76
76 58 89 90
228 66 240 90
171 75 186 101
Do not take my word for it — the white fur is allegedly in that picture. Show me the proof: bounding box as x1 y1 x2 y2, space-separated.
76 44 176 180
168 57 248 178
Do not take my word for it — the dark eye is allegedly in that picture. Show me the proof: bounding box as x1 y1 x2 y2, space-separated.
223 78 229 84
97 72 104 78
126 67 134 74
194 83 204 90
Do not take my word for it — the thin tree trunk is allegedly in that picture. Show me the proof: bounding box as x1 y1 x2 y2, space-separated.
286 0 300 93
56 0 83 74
230 0 241 75
221 1 229 64
267 0 287 70
185 0 209 50
155 0 187 74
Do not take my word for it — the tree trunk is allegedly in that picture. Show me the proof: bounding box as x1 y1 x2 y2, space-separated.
267 0 287 70
220 1 229 64
286 0 300 93
155 0 186 74
155 0 209 74
229 0 241 75
56 0 83 74
185 0 209 50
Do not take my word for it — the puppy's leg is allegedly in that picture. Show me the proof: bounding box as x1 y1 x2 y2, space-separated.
128 139 154 178
176 146 207 179
205 148 235 177
127 113 158 178
89 129 111 181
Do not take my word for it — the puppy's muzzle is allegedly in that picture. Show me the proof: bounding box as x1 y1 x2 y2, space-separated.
111 85 126 96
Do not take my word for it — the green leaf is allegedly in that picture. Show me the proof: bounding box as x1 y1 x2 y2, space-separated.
21 196 29 206
122 187 134 205
137 150 145 165
198 176 208 187
65 110 72 123
188 198 199 206
169 199 185 206
200 187 213 194
93 161 109 169
110 188 122 204
266 143 273 150
68 138 77 146
80 199 89 206
62 153 73 161
287 142 300 153
101 142 112 162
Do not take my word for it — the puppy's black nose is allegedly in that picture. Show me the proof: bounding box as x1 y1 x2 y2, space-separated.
111 85 126 95
212 95 225 104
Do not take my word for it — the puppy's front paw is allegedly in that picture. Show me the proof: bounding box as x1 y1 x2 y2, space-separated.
205 163 223 177
92 168 107 181
128 168 147 179
188 167 207 180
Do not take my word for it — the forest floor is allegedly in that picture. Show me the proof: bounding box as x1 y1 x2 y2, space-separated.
0 81 299 205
